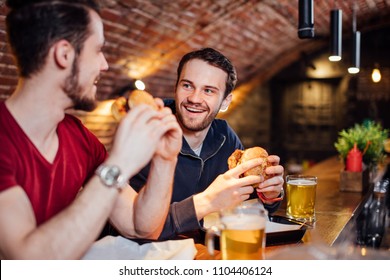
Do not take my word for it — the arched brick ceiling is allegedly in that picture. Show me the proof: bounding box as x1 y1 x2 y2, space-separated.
1 0 390 101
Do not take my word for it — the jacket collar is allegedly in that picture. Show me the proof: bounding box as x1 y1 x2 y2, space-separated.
180 121 226 160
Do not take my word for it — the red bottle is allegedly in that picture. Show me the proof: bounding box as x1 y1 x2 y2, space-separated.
346 143 363 172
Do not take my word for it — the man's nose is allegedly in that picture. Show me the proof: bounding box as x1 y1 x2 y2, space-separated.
187 90 203 103
100 53 109 71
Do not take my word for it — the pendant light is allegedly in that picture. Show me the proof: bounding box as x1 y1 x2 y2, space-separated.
348 5 360 74
298 0 315 39
135 79 146 90
372 64 382 83
348 32 360 73
329 9 342 62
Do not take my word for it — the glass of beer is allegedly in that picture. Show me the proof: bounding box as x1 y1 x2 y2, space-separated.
206 204 267 260
286 174 317 223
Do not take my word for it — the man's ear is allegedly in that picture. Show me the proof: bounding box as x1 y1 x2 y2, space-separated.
220 93 232 112
53 40 75 69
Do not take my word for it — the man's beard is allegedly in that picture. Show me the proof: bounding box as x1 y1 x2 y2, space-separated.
176 103 220 132
63 59 97 112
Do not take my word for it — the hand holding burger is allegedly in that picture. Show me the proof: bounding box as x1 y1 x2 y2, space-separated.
228 146 271 180
228 146 284 204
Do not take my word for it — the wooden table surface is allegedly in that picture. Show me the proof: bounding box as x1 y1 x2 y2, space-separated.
194 156 377 260
275 156 365 246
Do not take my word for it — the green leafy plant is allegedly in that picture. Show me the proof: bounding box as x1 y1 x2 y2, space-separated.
334 120 389 167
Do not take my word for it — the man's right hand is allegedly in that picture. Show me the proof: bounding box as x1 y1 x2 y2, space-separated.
108 103 176 179
154 107 182 162
193 158 264 220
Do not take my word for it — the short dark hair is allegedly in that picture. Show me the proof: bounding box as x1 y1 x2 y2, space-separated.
176 48 237 98
6 0 100 78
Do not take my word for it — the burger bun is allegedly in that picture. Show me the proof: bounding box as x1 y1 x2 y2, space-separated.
228 146 271 180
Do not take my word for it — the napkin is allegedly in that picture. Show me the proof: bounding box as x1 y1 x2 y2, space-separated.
82 236 197 260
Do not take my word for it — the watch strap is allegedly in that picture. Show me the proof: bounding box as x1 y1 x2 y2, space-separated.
257 188 284 203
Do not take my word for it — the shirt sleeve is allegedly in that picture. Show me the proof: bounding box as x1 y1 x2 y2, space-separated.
264 200 282 214
129 164 150 193
0 143 17 192
131 166 201 240
158 196 201 240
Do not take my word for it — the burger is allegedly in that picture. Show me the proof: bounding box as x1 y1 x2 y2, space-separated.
127 89 159 111
227 146 271 180
228 147 283 203
111 90 158 121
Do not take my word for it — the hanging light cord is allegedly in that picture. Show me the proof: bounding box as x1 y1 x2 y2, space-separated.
352 2 357 33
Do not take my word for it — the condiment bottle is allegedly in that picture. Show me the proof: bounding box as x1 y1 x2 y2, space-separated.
346 143 362 172
356 194 372 246
365 183 387 248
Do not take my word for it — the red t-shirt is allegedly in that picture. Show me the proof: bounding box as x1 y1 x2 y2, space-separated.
0 102 107 225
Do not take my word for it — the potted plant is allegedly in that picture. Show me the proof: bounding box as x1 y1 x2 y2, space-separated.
334 120 388 192
335 120 388 168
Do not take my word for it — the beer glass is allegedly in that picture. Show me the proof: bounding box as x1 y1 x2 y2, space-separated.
286 174 317 223
206 204 267 260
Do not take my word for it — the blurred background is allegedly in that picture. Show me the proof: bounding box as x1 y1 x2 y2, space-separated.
0 0 389 170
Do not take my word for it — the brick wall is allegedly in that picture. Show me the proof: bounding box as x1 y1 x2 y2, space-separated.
1 1 389 165
69 100 119 152
2 1 390 101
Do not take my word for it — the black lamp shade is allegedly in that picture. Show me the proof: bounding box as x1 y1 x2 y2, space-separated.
298 0 315 39
329 9 342 61
351 31 361 68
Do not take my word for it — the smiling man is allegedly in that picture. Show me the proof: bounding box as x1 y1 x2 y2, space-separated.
0 0 181 259
130 48 284 240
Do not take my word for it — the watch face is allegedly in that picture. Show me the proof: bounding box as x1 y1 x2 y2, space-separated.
105 165 120 186
97 164 122 187
96 164 126 189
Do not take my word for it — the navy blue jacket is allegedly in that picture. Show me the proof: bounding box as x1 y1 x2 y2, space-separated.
130 102 280 239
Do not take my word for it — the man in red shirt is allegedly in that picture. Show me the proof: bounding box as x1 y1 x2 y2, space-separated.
0 0 182 259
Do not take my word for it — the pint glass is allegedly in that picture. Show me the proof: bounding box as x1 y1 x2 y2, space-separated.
286 175 317 223
206 204 267 260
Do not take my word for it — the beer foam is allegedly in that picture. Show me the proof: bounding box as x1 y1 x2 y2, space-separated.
221 214 266 230
288 179 316 186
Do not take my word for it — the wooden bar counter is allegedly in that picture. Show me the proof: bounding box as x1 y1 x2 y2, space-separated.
195 156 389 259
274 155 366 246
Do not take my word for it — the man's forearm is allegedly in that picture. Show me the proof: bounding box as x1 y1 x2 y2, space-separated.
2 177 118 259
133 157 177 239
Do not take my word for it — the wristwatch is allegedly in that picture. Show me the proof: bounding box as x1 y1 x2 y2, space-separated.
95 164 126 190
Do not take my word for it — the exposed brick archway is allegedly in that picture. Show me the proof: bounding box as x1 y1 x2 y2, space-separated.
1 0 390 102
